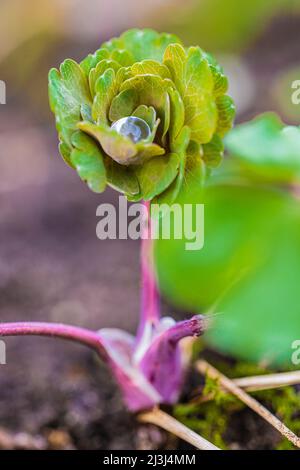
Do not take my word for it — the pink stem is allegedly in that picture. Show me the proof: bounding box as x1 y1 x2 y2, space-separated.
137 201 160 340
156 315 206 345
0 322 107 358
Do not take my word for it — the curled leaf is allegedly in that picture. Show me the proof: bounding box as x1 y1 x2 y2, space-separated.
109 89 138 122
70 131 106 192
135 153 180 200
78 121 137 164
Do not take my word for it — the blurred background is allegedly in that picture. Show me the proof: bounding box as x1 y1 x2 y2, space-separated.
0 0 300 450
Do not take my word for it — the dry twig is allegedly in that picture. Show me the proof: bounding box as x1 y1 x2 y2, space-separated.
196 360 300 448
233 370 300 392
193 369 300 404
138 407 220 450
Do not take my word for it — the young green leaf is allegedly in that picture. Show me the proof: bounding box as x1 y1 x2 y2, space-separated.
153 126 191 205
92 68 118 124
216 95 235 137
48 60 91 147
70 131 106 192
135 153 180 200
103 29 182 62
105 158 140 196
132 105 157 130
77 121 137 164
119 75 173 142
89 59 121 97
164 45 217 142
111 49 135 67
80 48 110 76
58 141 74 168
109 89 138 122
131 60 171 79
202 134 224 168
168 87 185 143
135 143 165 163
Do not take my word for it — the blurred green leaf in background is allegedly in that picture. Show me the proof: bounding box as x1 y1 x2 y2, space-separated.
155 114 300 366
157 0 299 53
226 113 300 182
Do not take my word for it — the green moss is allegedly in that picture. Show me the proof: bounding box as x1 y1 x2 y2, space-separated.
254 387 300 450
174 401 230 449
174 373 242 449
173 355 300 450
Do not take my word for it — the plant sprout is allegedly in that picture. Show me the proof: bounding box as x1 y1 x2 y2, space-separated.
0 29 234 413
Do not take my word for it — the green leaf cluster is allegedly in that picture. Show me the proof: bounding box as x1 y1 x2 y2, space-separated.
49 29 234 201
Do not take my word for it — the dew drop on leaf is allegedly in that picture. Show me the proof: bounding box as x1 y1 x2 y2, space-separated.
111 116 151 143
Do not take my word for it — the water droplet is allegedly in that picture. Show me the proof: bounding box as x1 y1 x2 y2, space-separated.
111 116 151 143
